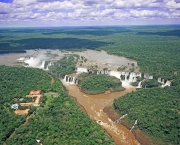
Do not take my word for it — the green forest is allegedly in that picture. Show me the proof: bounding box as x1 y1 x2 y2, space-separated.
114 86 180 144
0 26 179 79
49 55 79 78
0 26 180 144
78 74 124 94
0 66 115 145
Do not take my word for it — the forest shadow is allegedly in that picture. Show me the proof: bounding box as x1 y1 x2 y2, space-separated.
13 38 112 49
137 29 180 37
42 28 130 36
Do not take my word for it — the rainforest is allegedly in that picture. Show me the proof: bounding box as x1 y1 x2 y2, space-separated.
0 25 180 145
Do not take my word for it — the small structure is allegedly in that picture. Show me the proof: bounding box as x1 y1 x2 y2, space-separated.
115 114 127 123
76 67 88 73
11 104 19 109
14 90 43 115
144 73 153 79
29 90 41 95
15 109 29 115
130 119 138 131
22 90 43 106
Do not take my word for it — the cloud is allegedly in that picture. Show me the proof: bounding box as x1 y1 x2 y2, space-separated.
130 10 169 18
0 0 179 26
165 0 180 9
13 0 37 5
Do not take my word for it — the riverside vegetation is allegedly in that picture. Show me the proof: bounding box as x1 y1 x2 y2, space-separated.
0 26 180 144
78 74 125 94
0 66 115 145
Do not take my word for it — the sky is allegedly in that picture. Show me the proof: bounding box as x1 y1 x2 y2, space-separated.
0 0 180 27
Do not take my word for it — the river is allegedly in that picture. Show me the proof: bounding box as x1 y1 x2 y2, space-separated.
63 81 140 145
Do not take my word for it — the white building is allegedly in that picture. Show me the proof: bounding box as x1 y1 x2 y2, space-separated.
76 67 88 73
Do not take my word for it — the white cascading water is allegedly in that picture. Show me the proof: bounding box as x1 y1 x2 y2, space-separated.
158 77 161 83
161 79 165 84
24 57 46 69
109 71 121 79
67 77 70 82
128 73 133 82
133 77 137 82
39 60 45 69
125 74 128 82
64 75 68 82
137 81 142 88
25 57 40 67
45 66 49 71
63 75 78 85
75 79 78 85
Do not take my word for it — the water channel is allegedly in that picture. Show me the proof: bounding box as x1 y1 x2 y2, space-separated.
63 82 139 145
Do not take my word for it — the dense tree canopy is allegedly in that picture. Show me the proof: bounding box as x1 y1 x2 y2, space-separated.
114 86 180 144
0 66 115 145
0 66 51 143
78 74 124 94
0 26 180 144
49 55 78 78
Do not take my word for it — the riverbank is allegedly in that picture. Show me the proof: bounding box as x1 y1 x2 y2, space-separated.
103 106 164 145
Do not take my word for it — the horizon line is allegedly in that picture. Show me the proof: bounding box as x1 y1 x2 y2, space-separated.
0 24 180 29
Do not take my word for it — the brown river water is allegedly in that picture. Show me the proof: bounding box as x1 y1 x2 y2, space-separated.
63 82 140 145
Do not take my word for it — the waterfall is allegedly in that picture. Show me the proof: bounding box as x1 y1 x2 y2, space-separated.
158 77 161 83
109 71 121 79
128 73 133 82
105 71 109 74
72 77 76 84
63 75 78 85
133 77 137 82
39 60 45 69
121 72 125 75
125 74 128 82
64 75 68 82
45 66 49 71
101 71 104 74
75 79 78 85
137 81 142 88
137 73 141 77
67 77 70 82
161 79 165 84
